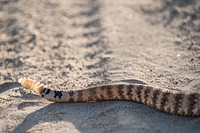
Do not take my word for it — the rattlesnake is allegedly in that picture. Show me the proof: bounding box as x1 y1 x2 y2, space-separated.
18 78 200 116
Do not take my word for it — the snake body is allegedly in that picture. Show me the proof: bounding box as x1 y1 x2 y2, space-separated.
18 78 200 116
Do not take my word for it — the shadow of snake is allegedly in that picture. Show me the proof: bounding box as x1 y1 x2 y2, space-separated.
12 101 200 133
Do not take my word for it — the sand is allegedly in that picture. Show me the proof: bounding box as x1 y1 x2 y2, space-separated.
0 0 200 133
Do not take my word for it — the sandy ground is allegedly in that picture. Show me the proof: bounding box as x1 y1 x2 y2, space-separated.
0 0 200 133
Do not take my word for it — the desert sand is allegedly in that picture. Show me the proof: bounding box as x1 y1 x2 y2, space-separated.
0 0 200 133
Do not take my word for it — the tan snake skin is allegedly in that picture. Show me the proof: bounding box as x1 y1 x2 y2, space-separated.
18 78 200 116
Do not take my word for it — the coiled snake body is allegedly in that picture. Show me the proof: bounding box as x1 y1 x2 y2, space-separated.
18 78 200 116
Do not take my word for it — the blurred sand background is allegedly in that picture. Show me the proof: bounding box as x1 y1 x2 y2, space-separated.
0 0 200 132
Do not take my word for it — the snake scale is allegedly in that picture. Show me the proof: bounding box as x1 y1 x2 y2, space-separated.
18 78 200 116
